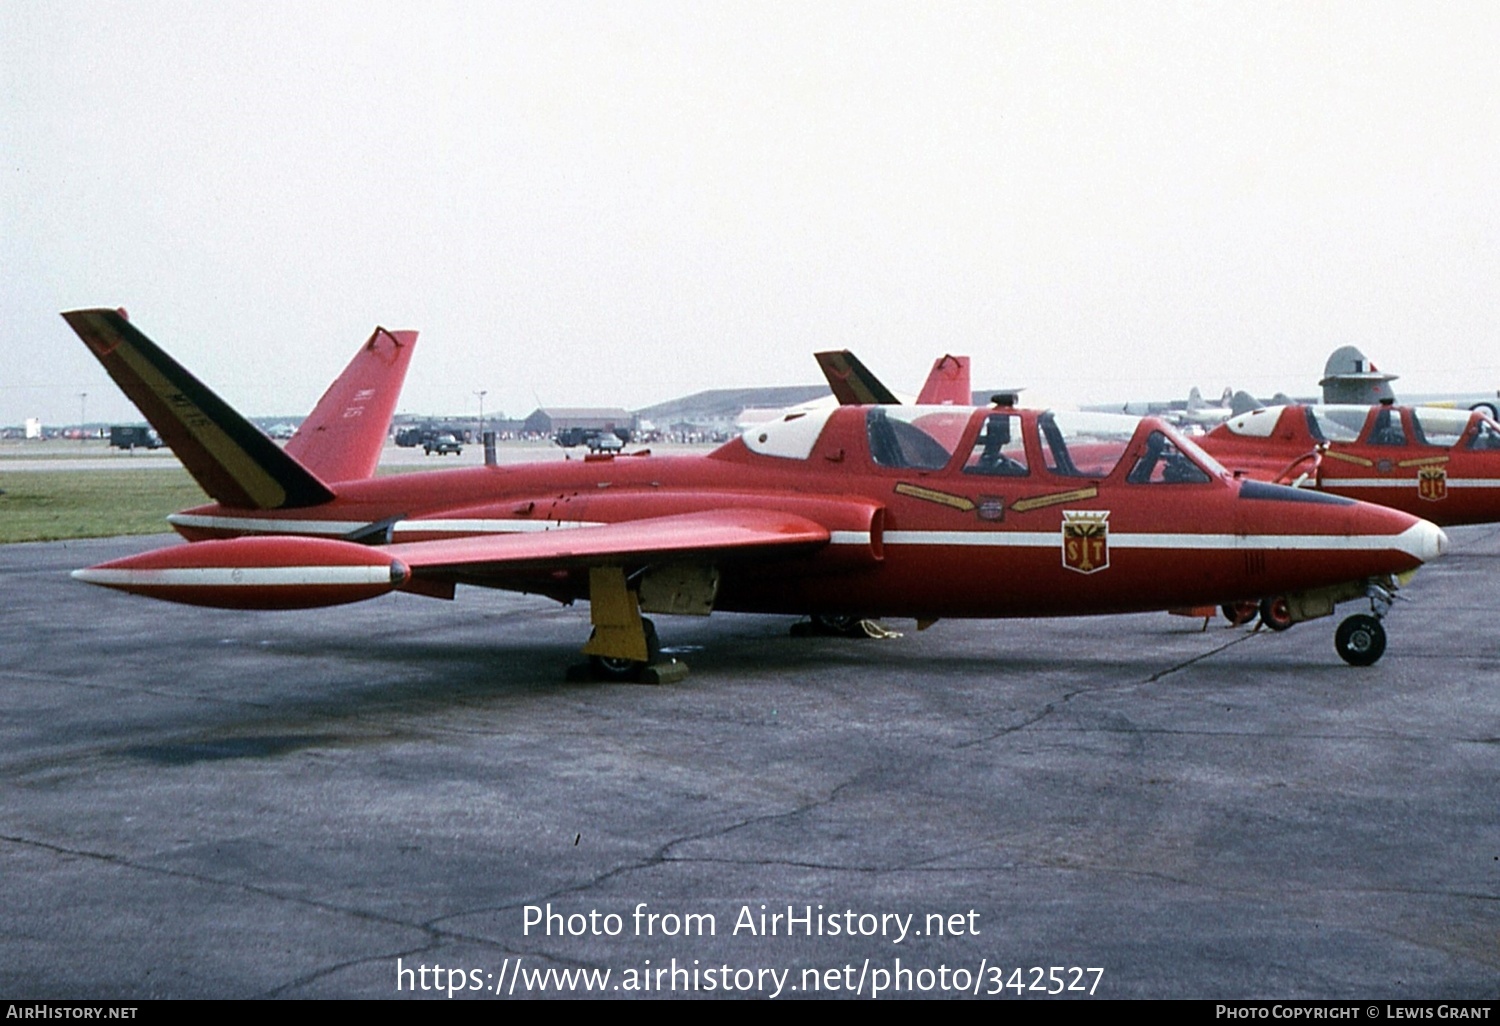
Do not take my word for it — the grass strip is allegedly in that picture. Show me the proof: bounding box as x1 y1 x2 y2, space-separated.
0 470 208 543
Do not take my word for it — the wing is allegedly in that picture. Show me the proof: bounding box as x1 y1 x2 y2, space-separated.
71 508 833 610
389 507 830 583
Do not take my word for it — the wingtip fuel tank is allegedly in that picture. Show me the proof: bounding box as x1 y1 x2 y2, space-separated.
74 536 409 610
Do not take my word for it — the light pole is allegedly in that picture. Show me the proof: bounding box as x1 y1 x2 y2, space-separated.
79 392 87 444
474 389 487 442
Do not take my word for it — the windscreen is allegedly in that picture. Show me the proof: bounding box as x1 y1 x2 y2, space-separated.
1410 408 1470 447
1038 412 1138 478
1307 406 1370 442
867 407 972 470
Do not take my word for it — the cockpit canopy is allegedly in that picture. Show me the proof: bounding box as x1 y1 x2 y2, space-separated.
738 404 1226 483
1220 403 1500 451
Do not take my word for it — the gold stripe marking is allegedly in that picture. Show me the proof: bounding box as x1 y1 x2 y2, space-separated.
1012 486 1099 512
1323 450 1374 467
1398 456 1449 468
894 483 975 511
114 334 288 508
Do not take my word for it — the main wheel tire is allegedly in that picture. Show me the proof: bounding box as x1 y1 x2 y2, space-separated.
1222 601 1259 626
1335 614 1386 666
587 618 660 682
1259 596 1294 632
810 614 869 637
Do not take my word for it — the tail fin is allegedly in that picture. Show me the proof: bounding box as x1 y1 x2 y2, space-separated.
61 308 336 510
284 327 417 482
815 350 901 405
916 354 971 405
1320 345 1399 404
1229 390 1263 416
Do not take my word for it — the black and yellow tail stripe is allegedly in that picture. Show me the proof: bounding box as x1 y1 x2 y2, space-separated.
62 309 335 510
815 350 901 405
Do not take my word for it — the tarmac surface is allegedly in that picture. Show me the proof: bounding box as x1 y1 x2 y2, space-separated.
2 527 1498 999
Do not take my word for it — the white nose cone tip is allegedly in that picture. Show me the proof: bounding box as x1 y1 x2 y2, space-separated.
1396 519 1448 563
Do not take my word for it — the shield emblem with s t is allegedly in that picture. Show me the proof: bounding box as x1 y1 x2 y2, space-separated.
1418 466 1447 502
1062 510 1110 574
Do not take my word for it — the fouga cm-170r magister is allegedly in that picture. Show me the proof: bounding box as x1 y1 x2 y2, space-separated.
62 309 1447 674
1198 401 1500 527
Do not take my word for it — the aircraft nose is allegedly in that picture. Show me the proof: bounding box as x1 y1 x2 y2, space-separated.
1397 518 1448 563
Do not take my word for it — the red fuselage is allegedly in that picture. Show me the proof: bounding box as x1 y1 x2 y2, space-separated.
1199 403 1500 527
156 406 1443 619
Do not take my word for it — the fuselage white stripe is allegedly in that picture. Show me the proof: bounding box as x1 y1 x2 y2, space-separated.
1326 478 1500 489
72 566 394 587
167 516 1440 562
875 530 1412 550
168 513 367 534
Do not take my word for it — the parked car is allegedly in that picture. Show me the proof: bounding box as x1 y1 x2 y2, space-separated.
423 434 463 456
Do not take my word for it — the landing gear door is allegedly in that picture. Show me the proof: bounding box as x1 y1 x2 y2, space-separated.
639 563 720 616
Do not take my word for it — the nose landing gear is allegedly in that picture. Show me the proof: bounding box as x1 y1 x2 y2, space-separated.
1236 577 1405 666
1334 579 1397 667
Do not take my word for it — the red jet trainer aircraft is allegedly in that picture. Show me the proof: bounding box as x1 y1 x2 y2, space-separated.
64 309 1447 673
1199 403 1500 527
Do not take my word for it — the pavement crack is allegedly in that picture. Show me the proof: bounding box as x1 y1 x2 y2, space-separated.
1143 629 1260 683
0 830 514 997
422 781 866 937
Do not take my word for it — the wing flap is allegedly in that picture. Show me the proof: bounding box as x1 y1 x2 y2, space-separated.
388 508 830 578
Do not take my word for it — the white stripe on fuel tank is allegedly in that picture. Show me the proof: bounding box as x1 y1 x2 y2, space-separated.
72 566 397 587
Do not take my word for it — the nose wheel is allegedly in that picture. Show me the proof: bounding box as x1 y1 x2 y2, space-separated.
1334 614 1386 666
1334 579 1398 666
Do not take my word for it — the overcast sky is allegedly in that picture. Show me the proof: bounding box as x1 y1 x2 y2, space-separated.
6 1 1500 427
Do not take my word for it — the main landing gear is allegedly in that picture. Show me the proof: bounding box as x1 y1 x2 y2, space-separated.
576 570 660 681
792 614 905 639
812 614 895 638
588 617 661 681
579 566 682 683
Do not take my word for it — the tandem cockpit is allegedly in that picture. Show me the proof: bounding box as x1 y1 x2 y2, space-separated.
733 402 1229 486
1216 403 1500 453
